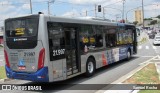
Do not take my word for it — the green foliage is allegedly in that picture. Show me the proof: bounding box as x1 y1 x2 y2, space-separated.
156 15 160 19
144 18 152 20
133 21 138 25
0 66 6 79
138 90 160 93
150 20 157 25
124 64 160 84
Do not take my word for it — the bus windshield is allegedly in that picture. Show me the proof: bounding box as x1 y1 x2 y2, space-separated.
5 18 38 37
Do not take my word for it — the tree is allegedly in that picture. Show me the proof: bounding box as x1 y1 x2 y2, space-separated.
133 21 138 25
149 20 157 25
144 18 152 20
156 15 160 19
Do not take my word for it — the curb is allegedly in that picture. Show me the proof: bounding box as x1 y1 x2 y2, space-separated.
112 62 149 84
95 56 155 93
155 62 160 80
0 78 13 83
112 55 157 84
95 63 147 93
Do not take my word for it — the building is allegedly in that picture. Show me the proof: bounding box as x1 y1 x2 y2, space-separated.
134 9 143 25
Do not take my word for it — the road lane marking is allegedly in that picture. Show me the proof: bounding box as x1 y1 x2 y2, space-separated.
133 55 155 58
139 55 160 65
145 46 149 49
138 46 142 49
153 46 157 49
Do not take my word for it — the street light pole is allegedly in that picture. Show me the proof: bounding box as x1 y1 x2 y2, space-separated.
142 0 144 28
29 0 32 14
126 3 158 23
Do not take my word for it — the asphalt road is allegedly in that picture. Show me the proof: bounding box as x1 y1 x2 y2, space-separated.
0 32 160 93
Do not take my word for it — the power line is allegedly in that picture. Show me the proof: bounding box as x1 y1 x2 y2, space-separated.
79 1 125 15
55 0 94 6
0 1 46 6
0 0 94 6
102 0 124 7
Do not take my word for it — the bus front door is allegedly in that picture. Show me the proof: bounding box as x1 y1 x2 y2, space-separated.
64 27 80 76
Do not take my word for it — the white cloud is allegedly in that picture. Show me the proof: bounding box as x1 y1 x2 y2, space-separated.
0 1 31 26
0 0 160 26
0 1 15 13
62 9 80 17
81 9 88 16
68 0 107 4
22 4 30 10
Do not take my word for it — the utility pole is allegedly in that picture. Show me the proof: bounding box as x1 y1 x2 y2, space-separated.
48 0 56 15
142 0 144 28
86 10 88 16
122 0 125 21
30 0 32 14
48 1 50 15
103 7 105 19
95 4 97 18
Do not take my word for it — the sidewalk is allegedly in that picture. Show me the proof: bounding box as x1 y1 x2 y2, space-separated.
95 55 160 93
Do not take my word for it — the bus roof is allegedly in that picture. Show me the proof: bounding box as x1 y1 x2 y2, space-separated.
5 13 134 27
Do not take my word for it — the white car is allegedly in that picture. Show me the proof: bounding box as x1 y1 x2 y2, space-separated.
153 35 160 45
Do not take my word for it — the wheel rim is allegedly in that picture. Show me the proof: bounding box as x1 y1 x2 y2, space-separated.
127 51 130 59
88 61 94 73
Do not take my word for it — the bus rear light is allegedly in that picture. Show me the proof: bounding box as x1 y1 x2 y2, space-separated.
4 50 10 67
38 48 45 70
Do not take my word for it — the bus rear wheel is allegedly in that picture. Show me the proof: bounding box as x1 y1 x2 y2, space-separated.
85 58 95 77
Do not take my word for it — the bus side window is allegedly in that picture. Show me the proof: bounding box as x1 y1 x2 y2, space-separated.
80 25 103 51
105 27 117 48
94 26 103 48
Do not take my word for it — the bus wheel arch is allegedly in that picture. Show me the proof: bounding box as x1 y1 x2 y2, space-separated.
85 56 96 77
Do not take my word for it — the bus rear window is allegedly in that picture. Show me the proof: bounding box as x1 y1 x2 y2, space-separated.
5 18 38 37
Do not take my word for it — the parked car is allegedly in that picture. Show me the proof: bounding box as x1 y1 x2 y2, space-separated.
153 35 160 45
148 32 155 39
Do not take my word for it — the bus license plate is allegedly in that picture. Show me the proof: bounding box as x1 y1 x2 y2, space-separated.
18 66 26 70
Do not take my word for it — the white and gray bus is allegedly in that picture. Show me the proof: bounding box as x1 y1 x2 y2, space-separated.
4 13 137 82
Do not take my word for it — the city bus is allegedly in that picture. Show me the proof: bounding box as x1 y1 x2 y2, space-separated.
4 13 137 82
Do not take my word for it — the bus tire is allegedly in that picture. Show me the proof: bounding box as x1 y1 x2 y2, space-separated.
126 50 131 60
85 58 95 77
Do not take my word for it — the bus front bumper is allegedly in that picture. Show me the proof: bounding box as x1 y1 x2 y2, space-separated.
5 66 49 82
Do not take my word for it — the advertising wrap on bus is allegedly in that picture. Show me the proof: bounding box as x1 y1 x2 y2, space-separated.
4 16 49 82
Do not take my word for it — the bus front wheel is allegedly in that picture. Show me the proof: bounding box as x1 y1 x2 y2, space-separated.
85 58 95 77
126 50 131 60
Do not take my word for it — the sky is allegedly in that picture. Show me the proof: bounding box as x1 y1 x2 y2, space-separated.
0 0 160 26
